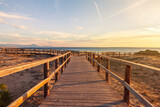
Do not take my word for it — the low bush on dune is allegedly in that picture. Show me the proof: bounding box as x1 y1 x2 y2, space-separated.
0 84 12 107
134 49 160 56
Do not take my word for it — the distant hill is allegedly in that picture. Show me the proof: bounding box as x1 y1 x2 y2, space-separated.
0 44 40 48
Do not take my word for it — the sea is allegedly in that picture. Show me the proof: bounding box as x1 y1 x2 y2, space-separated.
32 47 160 53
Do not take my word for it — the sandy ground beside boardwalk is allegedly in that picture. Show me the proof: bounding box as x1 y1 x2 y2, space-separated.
98 55 160 107
1 53 160 107
0 53 56 107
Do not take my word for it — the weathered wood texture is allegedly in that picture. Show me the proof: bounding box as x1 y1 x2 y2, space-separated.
39 56 128 107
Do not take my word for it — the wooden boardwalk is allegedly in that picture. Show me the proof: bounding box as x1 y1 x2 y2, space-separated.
39 56 128 107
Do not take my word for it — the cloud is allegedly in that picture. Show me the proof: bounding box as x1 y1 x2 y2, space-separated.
105 0 148 20
72 26 160 44
0 32 66 46
0 18 28 29
94 1 102 23
145 26 160 33
0 11 32 29
34 26 160 45
0 11 32 20
75 26 84 31
0 33 22 38
35 30 87 40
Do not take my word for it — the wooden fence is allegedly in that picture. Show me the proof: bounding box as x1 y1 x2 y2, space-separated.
0 48 158 106
86 52 159 107
0 49 71 107
0 48 68 56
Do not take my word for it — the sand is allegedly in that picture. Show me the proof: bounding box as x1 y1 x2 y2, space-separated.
0 53 160 107
98 55 160 107
0 53 55 107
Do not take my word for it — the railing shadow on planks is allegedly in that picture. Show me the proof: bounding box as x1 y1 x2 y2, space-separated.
86 52 159 107
0 50 71 107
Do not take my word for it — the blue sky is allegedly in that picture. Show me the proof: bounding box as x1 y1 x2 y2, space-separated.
0 0 160 47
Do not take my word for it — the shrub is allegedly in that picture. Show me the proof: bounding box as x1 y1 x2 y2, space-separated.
134 50 160 56
0 84 12 107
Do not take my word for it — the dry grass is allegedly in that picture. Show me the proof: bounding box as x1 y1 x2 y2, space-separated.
1 53 160 106
0 53 56 107
96 55 160 107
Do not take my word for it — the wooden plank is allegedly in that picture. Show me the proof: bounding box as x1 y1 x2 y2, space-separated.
40 56 128 107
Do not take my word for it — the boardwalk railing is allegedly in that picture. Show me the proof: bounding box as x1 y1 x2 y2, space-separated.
0 48 68 56
86 52 156 107
99 52 133 57
0 50 71 107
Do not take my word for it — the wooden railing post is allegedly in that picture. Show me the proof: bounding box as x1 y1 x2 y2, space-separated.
113 52 115 57
89 52 91 62
97 55 101 72
91 53 94 65
87 53 89 61
89 52 91 63
105 58 110 82
44 62 49 98
55 58 59 82
88 52 90 61
68 53 71 62
64 55 67 68
66 54 69 65
61 57 64 73
93 53 95 66
86 52 88 59
124 65 132 105
130 52 132 56
67 54 70 64
57 50 58 56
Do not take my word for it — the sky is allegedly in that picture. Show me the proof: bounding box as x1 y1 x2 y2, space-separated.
0 0 160 47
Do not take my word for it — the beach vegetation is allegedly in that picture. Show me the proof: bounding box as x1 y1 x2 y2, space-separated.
134 50 160 56
0 84 12 107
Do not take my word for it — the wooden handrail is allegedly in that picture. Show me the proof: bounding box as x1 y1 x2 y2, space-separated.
7 54 71 107
87 55 154 107
0 52 70 77
0 48 67 56
95 53 160 72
